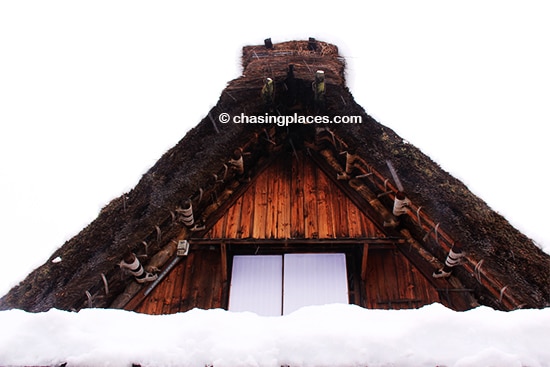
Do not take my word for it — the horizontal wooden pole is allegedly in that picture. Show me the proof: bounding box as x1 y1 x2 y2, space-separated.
189 237 406 246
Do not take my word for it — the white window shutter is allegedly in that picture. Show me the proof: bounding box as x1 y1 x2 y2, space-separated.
228 255 283 316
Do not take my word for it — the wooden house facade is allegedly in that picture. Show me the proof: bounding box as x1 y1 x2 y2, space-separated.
128 151 447 315
1 39 549 315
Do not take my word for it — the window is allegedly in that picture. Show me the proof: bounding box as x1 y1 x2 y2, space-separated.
228 253 349 316
227 255 283 316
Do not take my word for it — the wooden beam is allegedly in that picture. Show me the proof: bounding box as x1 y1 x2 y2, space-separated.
326 131 524 310
220 242 228 283
189 237 405 246
192 153 280 238
396 231 478 310
308 150 395 236
361 243 369 282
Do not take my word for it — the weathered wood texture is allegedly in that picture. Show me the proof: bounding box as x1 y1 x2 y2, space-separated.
206 152 385 240
133 153 443 315
364 249 440 309
134 248 223 314
134 246 441 314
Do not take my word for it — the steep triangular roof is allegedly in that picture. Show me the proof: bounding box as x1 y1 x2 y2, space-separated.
1 40 548 312
123 150 477 314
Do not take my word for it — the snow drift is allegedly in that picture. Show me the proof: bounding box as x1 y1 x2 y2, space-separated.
1 303 549 367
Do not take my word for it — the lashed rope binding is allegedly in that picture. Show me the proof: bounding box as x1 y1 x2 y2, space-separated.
120 252 157 284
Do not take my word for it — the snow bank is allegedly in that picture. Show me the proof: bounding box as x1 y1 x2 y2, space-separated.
0 303 549 367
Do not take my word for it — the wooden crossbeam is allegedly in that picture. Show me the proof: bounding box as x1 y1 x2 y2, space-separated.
191 153 280 238
308 150 394 235
189 238 405 246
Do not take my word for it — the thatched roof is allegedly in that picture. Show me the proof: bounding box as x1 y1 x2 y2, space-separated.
1 39 548 312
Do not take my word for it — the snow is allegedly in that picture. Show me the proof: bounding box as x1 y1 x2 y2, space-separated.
1 303 549 367
1 2 549 365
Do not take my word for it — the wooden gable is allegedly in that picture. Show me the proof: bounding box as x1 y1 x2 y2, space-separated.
128 150 456 315
3 40 547 315
205 151 385 240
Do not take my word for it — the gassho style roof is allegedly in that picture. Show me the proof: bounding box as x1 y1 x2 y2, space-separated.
1 39 549 313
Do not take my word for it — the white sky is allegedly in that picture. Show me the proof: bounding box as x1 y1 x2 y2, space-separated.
1 1 549 297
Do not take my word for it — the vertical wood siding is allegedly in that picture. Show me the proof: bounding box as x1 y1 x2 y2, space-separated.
134 249 223 314
206 152 385 239
133 153 443 314
364 249 440 309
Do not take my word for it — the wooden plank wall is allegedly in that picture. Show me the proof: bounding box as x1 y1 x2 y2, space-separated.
134 246 442 314
134 248 223 314
364 249 441 309
206 152 385 239
133 153 443 315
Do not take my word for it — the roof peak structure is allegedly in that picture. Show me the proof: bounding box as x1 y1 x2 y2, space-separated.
1 39 549 313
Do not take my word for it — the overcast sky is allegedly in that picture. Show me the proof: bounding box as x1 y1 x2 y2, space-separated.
1 1 549 297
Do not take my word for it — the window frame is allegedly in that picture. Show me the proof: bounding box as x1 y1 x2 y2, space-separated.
227 253 353 316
